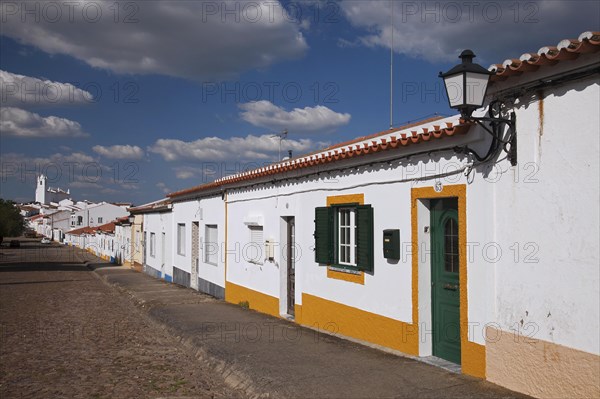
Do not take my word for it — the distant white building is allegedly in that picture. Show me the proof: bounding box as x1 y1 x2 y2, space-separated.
69 202 128 229
35 175 70 205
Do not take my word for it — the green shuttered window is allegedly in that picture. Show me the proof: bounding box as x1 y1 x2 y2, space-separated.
356 205 374 272
314 204 374 272
314 206 334 264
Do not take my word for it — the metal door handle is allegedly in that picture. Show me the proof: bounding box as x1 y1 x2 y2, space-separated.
443 283 458 291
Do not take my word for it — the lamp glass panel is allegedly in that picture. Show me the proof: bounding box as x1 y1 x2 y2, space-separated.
443 73 464 107
465 72 489 106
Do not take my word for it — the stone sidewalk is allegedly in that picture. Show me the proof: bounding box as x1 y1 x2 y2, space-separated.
93 265 530 399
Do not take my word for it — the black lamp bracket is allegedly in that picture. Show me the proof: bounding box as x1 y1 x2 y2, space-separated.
462 101 517 166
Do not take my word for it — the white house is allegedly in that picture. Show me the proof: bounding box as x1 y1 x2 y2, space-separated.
114 217 132 266
39 210 71 241
129 199 174 282
136 32 600 398
69 202 128 229
130 194 228 298
64 221 122 263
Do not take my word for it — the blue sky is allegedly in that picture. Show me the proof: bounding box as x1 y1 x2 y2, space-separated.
1 0 598 204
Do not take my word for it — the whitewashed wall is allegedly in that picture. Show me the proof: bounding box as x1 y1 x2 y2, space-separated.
491 74 600 356
171 201 199 276
227 151 494 340
198 196 226 291
144 211 173 280
225 72 599 356
171 196 226 293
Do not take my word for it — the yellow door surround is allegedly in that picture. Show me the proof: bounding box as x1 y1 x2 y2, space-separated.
411 184 485 378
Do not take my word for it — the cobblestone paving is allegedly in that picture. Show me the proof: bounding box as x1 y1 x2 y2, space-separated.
0 240 239 399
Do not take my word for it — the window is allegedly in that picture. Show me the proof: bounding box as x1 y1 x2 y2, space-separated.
247 226 264 264
98 217 103 224
150 233 156 257
337 208 356 266
204 225 218 265
77 216 83 226
177 223 186 255
314 204 374 272
444 218 459 273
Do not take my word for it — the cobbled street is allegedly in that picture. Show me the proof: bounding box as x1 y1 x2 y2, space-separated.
0 239 238 399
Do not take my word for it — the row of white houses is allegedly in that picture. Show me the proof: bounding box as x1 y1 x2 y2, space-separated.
112 32 599 398
64 218 132 264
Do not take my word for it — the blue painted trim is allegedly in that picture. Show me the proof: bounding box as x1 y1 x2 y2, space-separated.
164 274 173 282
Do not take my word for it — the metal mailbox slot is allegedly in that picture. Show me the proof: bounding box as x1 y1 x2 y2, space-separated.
383 229 400 260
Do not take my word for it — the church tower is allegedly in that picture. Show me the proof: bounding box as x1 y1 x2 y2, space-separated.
35 175 47 204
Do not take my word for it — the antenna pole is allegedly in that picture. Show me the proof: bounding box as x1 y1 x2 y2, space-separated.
390 0 394 129
272 129 288 162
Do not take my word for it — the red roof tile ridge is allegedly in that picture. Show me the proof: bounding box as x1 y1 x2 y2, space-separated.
489 31 600 80
168 115 468 198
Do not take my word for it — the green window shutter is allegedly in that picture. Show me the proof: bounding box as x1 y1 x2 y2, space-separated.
314 206 334 264
356 205 374 272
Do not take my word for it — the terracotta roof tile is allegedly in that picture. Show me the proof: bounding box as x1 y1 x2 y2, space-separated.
168 116 470 198
67 226 95 236
96 222 115 233
128 198 171 214
490 31 600 81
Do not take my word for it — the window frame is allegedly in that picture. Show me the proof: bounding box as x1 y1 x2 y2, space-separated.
204 224 218 266
247 225 264 265
177 223 186 256
336 206 357 267
314 202 374 273
150 232 156 257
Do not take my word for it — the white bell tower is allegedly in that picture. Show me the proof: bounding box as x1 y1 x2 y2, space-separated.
35 175 47 204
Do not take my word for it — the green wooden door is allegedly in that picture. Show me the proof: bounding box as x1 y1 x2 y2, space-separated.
430 198 461 364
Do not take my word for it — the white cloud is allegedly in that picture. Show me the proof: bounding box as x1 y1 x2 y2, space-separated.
156 182 170 194
173 166 200 180
149 134 328 162
1 1 308 81
0 70 93 106
93 144 145 160
339 0 600 64
0 107 90 138
239 100 351 133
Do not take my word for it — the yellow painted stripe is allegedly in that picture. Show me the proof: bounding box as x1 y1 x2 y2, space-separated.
326 193 364 206
225 281 279 317
326 268 365 284
299 293 419 355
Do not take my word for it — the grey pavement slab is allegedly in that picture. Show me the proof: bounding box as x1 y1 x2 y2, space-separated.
96 266 531 399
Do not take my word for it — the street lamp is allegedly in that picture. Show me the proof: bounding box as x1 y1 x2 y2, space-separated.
439 50 517 165
439 50 493 119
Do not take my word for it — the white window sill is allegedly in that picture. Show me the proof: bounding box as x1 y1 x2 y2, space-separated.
328 265 361 275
